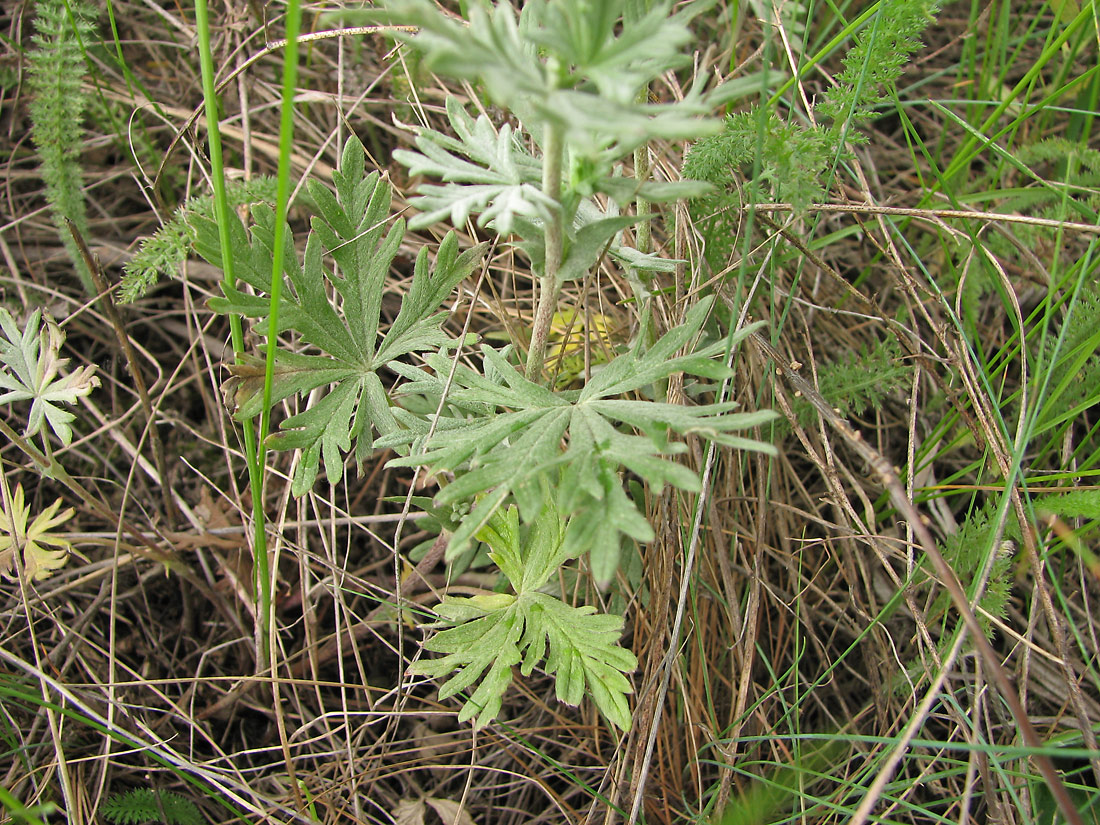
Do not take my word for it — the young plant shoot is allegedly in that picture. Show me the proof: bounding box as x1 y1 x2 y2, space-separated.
204 0 776 730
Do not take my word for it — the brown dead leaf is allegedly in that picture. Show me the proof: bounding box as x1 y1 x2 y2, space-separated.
425 798 475 825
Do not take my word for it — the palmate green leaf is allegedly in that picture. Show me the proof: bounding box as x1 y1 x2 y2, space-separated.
200 137 484 494
477 494 569 592
0 309 99 446
530 592 635 729
558 451 653 584
380 296 777 558
408 501 637 730
411 596 524 727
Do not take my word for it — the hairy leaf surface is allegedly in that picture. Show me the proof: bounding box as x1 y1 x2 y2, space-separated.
0 309 99 446
380 296 777 561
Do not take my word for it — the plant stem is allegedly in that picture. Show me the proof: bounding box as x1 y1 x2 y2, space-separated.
256 0 302 678
195 0 269 670
631 135 661 359
525 120 564 382
66 220 178 525
634 144 651 258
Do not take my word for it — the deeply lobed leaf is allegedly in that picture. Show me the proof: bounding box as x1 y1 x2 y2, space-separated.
380 296 777 561
0 484 74 582
0 309 99 446
379 0 719 160
409 502 636 730
201 137 484 493
394 99 551 235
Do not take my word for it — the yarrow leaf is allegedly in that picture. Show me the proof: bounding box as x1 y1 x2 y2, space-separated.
101 789 202 825
121 176 279 302
817 0 942 125
27 0 98 291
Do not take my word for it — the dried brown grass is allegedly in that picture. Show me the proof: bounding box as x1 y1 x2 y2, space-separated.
0 1 1097 824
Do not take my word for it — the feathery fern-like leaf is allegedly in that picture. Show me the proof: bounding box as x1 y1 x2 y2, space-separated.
786 337 913 431
682 0 941 263
121 177 279 303
926 499 1017 639
816 0 942 126
27 0 98 292
101 789 202 825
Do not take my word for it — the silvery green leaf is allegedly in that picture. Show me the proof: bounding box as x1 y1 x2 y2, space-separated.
406 99 544 183
381 0 546 119
557 214 639 282
475 496 569 593
379 0 722 166
406 182 555 235
529 0 693 99
533 87 720 160
395 100 556 234
608 245 680 273
383 295 777 559
529 591 636 730
596 176 714 204
0 309 99 446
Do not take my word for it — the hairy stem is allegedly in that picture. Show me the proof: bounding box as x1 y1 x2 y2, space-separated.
632 135 661 360
525 120 564 382
634 143 651 258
